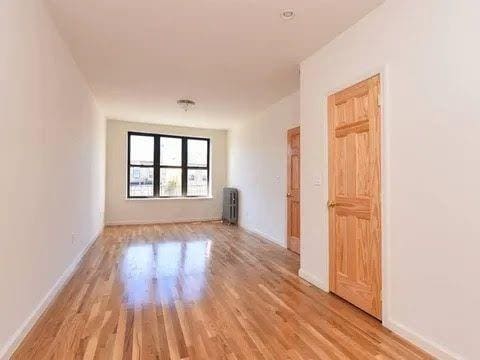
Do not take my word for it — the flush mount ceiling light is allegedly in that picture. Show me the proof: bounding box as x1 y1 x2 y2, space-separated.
177 99 196 112
281 9 295 20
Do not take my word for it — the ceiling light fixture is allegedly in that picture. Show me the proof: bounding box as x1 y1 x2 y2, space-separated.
177 99 196 112
281 9 295 20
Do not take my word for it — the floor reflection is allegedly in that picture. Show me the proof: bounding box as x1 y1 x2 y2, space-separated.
120 239 211 307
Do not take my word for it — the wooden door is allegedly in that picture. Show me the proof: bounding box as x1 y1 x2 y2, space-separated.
287 126 301 254
328 75 382 319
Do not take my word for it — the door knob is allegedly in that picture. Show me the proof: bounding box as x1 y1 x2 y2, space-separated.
327 200 337 208
287 193 292 197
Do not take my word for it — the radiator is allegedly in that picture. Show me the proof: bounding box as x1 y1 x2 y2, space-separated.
222 187 238 225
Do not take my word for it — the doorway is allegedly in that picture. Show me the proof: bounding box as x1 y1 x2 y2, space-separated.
287 126 300 254
328 75 382 319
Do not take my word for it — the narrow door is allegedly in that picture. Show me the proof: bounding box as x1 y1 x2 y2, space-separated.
328 75 382 319
287 126 301 254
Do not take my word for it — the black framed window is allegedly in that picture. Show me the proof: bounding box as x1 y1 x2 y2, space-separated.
127 132 210 198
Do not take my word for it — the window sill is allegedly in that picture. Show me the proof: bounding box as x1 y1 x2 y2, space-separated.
125 196 213 201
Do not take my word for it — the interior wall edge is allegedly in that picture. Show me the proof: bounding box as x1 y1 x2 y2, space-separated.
298 268 328 292
228 91 300 249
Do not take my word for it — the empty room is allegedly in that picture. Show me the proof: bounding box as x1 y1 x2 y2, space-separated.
1 0 479 359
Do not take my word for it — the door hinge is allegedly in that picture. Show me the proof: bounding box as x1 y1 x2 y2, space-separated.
377 92 382 107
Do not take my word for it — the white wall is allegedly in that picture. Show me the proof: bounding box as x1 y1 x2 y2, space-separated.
0 0 106 358
300 1 480 359
105 120 227 225
228 92 299 246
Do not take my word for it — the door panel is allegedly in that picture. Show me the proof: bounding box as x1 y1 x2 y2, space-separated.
291 154 300 190
287 127 300 254
328 75 382 319
291 201 300 239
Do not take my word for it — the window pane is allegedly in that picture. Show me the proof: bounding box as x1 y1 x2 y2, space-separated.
160 137 182 166
129 167 153 197
187 139 208 167
187 169 208 196
130 135 154 166
160 168 182 197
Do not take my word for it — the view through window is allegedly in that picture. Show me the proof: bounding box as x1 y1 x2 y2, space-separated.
128 132 210 198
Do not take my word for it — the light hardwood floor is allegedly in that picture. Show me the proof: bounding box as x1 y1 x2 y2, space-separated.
13 222 432 359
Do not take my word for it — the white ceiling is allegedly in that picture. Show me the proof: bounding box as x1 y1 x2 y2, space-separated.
46 0 383 129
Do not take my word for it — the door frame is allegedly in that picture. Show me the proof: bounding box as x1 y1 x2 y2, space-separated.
324 66 390 322
286 126 301 255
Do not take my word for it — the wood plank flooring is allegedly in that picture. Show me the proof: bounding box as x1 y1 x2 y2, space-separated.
13 222 432 359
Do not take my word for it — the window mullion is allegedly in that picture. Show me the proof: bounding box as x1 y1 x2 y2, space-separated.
153 135 160 197
181 138 188 196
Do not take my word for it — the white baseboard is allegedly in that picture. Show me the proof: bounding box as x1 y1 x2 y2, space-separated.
0 227 103 360
105 217 221 226
298 268 329 292
239 225 286 248
297 270 458 359
383 319 462 360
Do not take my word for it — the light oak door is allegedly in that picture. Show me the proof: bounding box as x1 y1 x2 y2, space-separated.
328 75 382 319
287 126 301 254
